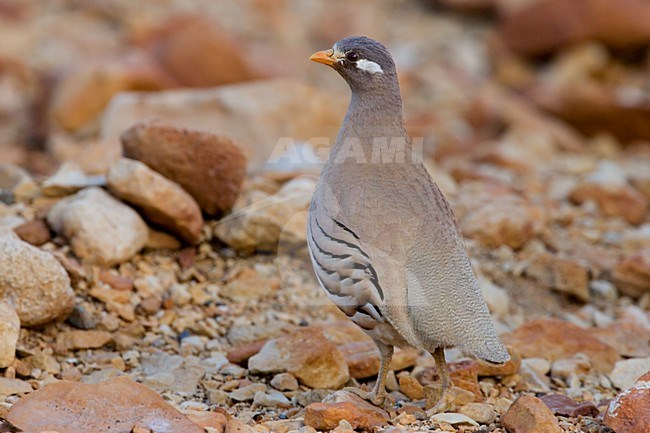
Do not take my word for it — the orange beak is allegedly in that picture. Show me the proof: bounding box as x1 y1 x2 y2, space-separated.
310 49 336 66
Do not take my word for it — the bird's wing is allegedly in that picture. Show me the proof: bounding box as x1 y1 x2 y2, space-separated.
307 204 388 332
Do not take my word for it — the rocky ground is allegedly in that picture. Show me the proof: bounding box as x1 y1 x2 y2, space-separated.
0 0 649 432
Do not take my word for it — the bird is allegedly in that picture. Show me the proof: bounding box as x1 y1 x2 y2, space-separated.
307 36 510 413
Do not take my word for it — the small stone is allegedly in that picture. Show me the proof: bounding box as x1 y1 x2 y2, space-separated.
107 158 203 244
253 390 292 408
502 318 619 373
121 119 247 216
98 270 134 292
220 269 281 302
47 187 148 266
229 383 266 402
604 371 650 433
249 328 349 389
430 413 479 427
539 394 599 417
399 375 425 400
12 219 51 246
502 395 562 433
66 305 96 330
459 403 497 425
227 340 268 365
0 302 19 368
613 249 650 298
0 378 32 396
56 330 112 351
41 162 105 197
609 357 650 390
146 228 181 250
271 373 299 391
305 391 389 430
0 233 75 327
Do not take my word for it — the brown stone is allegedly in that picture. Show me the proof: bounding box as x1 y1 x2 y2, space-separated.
5 376 203 432
107 158 204 244
477 346 522 376
502 395 562 433
121 119 247 216
184 409 229 433
56 330 113 351
227 340 268 366
98 269 134 292
502 318 619 373
138 15 260 88
399 375 425 400
12 219 51 246
337 340 419 379
498 0 650 57
305 391 389 431
248 328 349 389
604 371 650 433
524 252 589 301
224 419 257 433
539 394 599 418
613 250 650 298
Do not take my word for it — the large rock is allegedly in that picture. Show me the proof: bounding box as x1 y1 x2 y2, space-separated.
248 327 350 389
502 395 562 433
613 250 650 298
215 177 315 253
121 119 247 216
101 79 346 172
502 318 619 373
0 302 19 368
304 391 389 431
138 15 260 87
498 0 650 56
107 158 203 244
604 371 650 433
47 187 148 266
5 376 203 433
0 233 74 327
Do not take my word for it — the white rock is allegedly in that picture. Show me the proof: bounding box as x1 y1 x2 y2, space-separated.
0 233 74 327
609 358 650 390
459 403 497 425
253 390 292 408
430 413 479 427
0 302 19 368
41 162 105 197
47 187 148 266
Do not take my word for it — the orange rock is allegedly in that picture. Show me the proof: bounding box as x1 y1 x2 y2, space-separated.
524 252 589 301
477 346 522 376
502 318 619 373
138 15 260 88
305 392 389 431
5 376 204 432
98 269 134 292
417 359 483 401
604 371 650 433
12 219 51 246
499 0 650 56
613 250 650 298
56 330 112 351
502 395 562 433
121 119 247 216
227 340 268 365
399 375 425 400
185 408 229 433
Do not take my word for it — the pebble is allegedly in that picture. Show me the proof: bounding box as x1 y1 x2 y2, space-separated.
107 158 203 244
609 357 650 390
41 162 105 197
0 302 19 368
539 394 599 417
47 187 148 266
121 119 247 216
0 233 74 326
430 413 479 427
248 328 349 389
459 403 497 424
229 383 267 402
253 390 292 408
56 330 113 351
270 373 299 391
12 219 51 246
502 395 562 433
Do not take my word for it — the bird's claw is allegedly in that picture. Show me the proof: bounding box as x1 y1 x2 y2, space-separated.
342 386 386 407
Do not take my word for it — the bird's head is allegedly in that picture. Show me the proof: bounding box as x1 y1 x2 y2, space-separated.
310 36 397 93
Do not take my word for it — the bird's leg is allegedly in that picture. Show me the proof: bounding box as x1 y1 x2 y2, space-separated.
426 347 451 415
344 342 393 406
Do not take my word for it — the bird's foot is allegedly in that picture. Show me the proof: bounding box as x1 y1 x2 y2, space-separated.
342 386 386 407
424 385 451 416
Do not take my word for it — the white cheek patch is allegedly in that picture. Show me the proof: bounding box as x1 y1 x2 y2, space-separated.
356 59 383 74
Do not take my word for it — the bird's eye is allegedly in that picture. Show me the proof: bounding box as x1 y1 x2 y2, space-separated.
346 51 359 62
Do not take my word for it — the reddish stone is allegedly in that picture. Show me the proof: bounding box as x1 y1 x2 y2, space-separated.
121 119 247 216
12 219 51 246
5 376 203 432
613 250 650 298
502 318 619 373
305 393 389 431
604 371 650 433
502 395 562 433
539 394 599 417
98 270 134 292
227 340 268 366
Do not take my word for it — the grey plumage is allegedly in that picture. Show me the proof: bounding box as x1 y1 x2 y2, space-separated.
308 36 509 410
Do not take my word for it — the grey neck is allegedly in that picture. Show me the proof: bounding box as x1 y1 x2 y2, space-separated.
344 84 406 136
